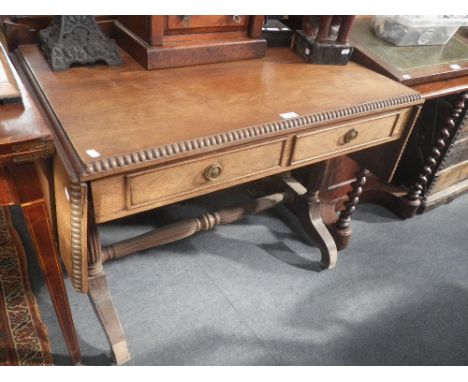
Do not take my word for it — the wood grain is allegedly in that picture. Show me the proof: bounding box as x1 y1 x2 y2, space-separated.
17 45 421 181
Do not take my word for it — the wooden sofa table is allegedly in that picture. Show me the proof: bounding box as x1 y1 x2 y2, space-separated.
0 41 80 364
16 44 422 364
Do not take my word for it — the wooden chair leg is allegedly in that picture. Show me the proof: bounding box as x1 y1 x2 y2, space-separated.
22 201 81 365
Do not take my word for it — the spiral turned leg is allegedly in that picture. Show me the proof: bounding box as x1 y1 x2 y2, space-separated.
332 168 369 249
403 93 468 217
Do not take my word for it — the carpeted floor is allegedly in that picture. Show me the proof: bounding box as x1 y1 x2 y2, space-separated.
10 188 468 366
0 207 52 366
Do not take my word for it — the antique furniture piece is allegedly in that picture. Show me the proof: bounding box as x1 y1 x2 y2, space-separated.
0 40 80 364
16 44 422 364
351 18 468 85
113 15 266 69
293 15 355 65
322 18 468 215
38 16 122 71
0 16 116 52
261 17 293 47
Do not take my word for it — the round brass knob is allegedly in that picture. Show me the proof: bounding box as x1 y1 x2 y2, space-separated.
344 128 359 143
204 163 223 181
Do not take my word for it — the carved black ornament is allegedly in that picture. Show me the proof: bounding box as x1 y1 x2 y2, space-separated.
39 16 122 71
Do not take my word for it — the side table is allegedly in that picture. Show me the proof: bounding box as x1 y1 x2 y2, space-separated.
0 40 80 364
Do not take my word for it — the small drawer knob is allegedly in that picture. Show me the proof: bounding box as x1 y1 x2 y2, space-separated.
204 163 223 181
232 15 242 23
344 128 359 143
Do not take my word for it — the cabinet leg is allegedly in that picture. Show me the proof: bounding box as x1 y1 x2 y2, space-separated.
402 93 468 217
22 201 81 365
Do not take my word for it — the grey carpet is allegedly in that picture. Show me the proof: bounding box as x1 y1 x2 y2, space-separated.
10 188 468 366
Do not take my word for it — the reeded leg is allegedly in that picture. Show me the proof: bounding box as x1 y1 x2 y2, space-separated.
14 163 81 365
87 213 131 365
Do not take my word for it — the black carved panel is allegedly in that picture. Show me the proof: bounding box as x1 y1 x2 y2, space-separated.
39 16 122 71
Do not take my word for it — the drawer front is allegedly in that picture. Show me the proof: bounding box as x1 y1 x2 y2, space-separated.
291 110 406 165
127 139 285 209
431 160 468 194
166 15 249 34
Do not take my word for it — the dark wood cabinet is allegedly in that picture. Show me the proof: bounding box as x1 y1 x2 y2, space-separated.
114 15 266 69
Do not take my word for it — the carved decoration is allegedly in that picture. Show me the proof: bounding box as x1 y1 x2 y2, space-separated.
69 182 86 292
335 168 369 231
406 93 468 204
39 16 122 71
83 94 422 177
101 192 289 262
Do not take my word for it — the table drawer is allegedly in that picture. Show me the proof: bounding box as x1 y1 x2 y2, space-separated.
126 139 285 209
166 15 249 34
290 110 407 165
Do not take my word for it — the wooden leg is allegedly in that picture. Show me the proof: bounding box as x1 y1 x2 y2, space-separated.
281 162 339 269
87 271 131 365
22 201 81 365
402 93 468 217
295 195 338 269
330 168 369 250
87 211 131 365
9 162 81 365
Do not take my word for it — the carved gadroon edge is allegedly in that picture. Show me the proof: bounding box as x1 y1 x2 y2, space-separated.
69 182 85 292
82 94 422 176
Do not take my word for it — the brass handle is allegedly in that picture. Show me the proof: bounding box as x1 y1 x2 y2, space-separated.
344 128 359 143
204 163 223 181
232 15 242 23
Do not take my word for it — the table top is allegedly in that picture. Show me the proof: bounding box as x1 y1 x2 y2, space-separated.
17 44 421 181
0 41 53 165
350 18 468 87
